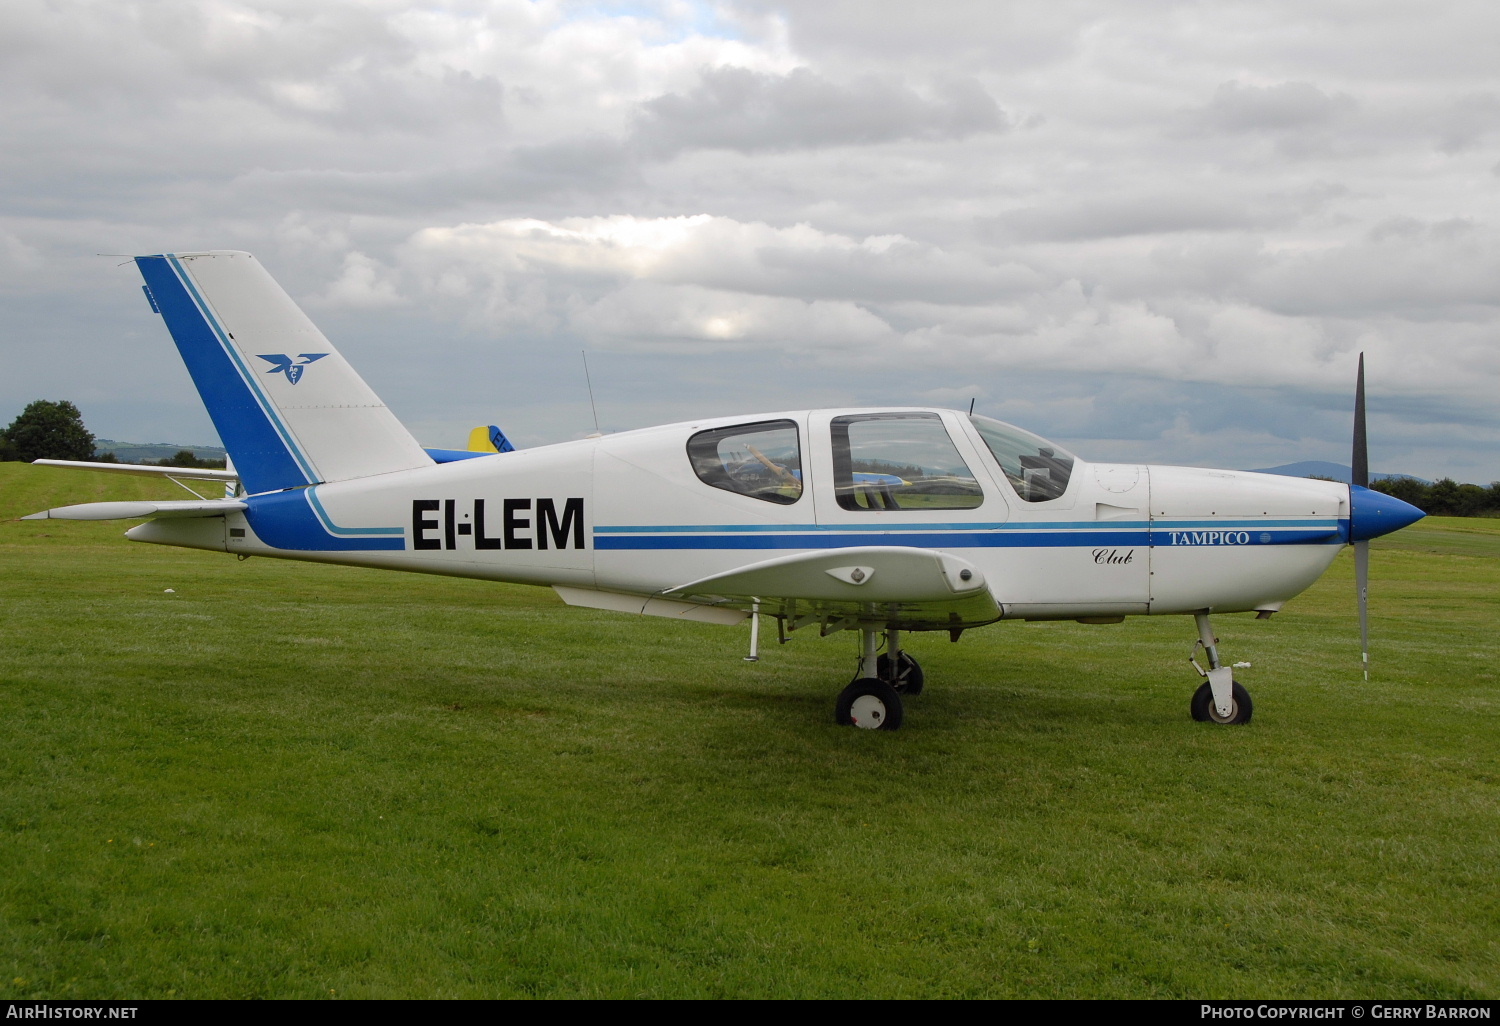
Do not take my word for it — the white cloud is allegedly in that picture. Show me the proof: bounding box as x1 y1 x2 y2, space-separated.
3 0 1500 479
317 251 403 308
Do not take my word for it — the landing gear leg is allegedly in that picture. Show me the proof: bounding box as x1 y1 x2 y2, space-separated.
835 627 903 730
877 628 924 695
1189 612 1252 725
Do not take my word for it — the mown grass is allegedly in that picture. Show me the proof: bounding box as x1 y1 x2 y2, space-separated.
1 464 1497 998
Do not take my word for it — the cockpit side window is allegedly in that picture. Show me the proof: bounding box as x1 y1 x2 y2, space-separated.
830 413 983 511
687 420 803 505
968 414 1076 502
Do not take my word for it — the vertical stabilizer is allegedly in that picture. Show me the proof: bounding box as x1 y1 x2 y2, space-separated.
136 251 431 495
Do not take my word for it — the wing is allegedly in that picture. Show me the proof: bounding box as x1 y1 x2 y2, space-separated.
664 545 1002 632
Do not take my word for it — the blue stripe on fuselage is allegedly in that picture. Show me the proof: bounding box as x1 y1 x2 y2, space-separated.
594 527 1342 550
594 518 1340 533
243 490 404 551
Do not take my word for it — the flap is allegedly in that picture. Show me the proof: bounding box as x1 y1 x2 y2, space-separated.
664 546 1001 631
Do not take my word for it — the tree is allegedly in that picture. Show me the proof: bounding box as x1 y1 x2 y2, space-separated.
0 400 96 462
1372 476 1429 510
152 449 226 470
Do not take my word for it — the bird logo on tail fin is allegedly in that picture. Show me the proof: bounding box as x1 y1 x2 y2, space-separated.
257 353 328 384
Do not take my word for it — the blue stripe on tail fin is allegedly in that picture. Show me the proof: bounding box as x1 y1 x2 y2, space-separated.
136 255 312 494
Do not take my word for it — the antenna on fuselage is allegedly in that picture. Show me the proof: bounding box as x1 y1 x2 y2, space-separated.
581 350 601 436
968 397 976 415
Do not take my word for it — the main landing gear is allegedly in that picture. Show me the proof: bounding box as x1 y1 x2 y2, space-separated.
835 627 922 730
1189 612 1252 725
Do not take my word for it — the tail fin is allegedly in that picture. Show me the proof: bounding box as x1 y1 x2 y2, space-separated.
135 251 431 495
467 425 516 453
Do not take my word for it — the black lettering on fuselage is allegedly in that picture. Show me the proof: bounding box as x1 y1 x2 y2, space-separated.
473 499 502 549
412 500 441 550
503 498 533 549
537 497 583 550
411 498 587 550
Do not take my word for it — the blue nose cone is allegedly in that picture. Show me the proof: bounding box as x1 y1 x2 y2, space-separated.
1349 485 1425 542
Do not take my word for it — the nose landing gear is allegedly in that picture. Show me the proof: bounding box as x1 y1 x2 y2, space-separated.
1189 612 1252 725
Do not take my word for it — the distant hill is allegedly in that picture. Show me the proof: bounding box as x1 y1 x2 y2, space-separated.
1247 461 1429 485
94 438 228 464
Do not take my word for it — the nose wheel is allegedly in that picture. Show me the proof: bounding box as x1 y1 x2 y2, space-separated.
1191 680 1252 724
1189 612 1252 725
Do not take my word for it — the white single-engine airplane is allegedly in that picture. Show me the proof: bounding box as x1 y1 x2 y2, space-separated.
26 251 1425 730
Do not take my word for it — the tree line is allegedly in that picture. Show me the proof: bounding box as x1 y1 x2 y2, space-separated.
1371 476 1500 518
1 400 226 469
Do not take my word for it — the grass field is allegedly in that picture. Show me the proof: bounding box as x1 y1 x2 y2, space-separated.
1 463 1497 998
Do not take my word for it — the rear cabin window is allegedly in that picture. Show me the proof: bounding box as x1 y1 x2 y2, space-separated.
830 413 983 511
968 414 1076 502
687 420 803 505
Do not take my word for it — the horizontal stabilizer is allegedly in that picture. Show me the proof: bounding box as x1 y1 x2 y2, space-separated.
665 546 1001 631
425 448 494 464
32 459 238 483
22 499 246 521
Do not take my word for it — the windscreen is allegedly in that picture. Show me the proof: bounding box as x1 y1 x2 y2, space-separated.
968 414 1076 502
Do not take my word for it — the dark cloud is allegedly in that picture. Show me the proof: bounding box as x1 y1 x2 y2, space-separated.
632 66 1006 155
1432 92 1500 153
1193 81 1355 134
987 194 1263 243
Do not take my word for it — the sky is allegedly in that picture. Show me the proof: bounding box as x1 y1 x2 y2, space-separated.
2 0 1497 480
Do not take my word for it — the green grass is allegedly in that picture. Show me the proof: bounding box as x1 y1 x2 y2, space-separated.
1 464 1497 998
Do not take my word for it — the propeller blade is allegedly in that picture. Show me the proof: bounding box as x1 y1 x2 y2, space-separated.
1355 539 1370 681
1352 352 1368 489
1352 352 1369 679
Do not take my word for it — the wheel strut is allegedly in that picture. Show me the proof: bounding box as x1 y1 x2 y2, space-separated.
837 626 905 730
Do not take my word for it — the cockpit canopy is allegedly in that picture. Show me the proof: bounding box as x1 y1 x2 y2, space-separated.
968 414 1076 502
683 410 1079 508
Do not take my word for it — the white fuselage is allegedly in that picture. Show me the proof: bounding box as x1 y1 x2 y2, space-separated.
129 408 1348 625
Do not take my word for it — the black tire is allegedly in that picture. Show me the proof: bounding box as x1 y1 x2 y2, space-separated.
876 651 925 695
835 678 904 730
1190 680 1253 725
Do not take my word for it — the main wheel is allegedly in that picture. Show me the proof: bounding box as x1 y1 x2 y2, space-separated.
1190 680 1253 724
835 678 904 730
876 651 924 695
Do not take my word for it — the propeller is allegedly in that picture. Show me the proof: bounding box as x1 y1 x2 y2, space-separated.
1352 353 1369 680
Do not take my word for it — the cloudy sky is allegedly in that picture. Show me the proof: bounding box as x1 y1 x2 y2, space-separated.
2 0 1497 479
